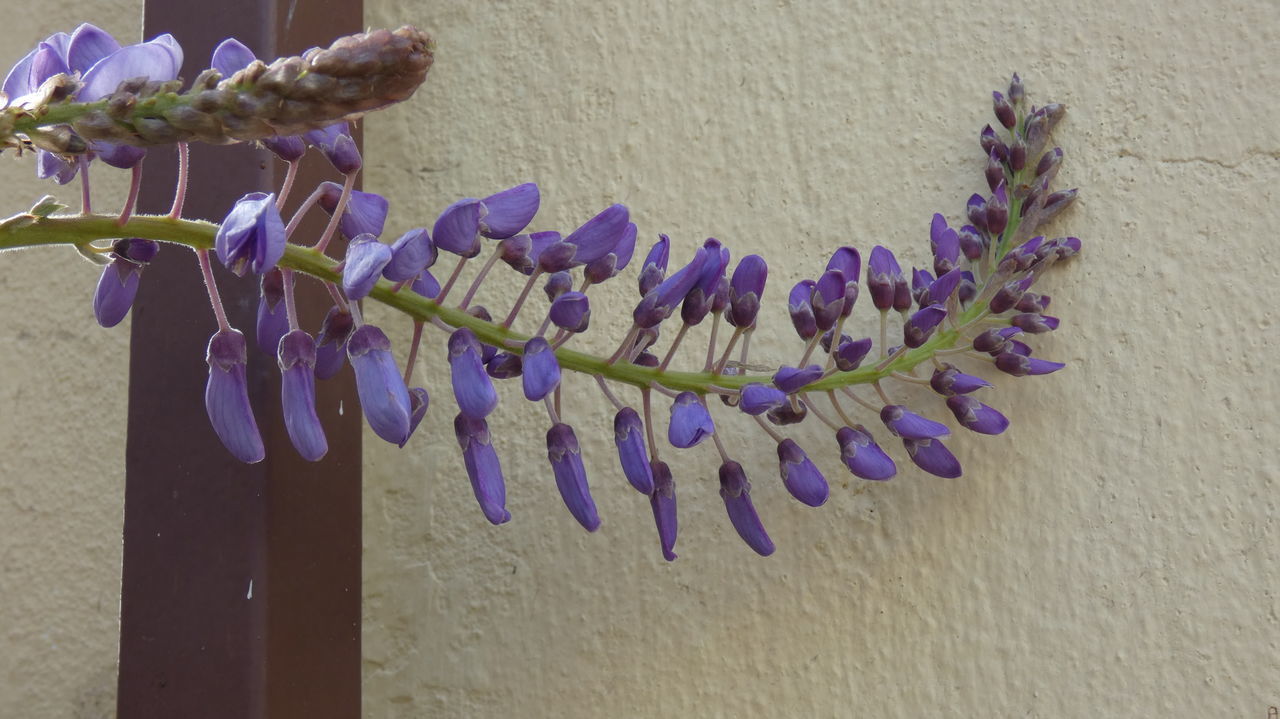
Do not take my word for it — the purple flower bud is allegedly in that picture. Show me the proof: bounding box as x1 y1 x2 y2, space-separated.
989 276 1035 314
967 193 989 232
985 148 1005 192
205 329 265 463
521 337 560 401
448 328 498 418
903 304 948 348
880 404 950 440
811 269 846 331
1009 135 1027 172
1014 292 1051 314
255 268 289 356
277 330 328 461
314 306 354 379
382 228 434 282
668 392 714 448
820 330 850 354
317 182 389 241
972 327 1018 355
987 182 1009 236
695 238 730 297
777 439 828 507
711 275 731 314
549 291 591 333
348 324 412 445
262 135 307 162
454 414 511 525
826 246 861 288
478 182 539 239
404 387 430 446
1047 236 1082 260
904 437 962 478
634 351 660 367
1010 313 1060 334
432 198 483 257
911 268 935 307
834 336 873 371
304 122 361 174
867 246 910 311
547 423 600 532
993 91 1016 129
931 216 961 276
649 461 678 561
633 247 710 329
341 234 392 300
1009 73 1024 104
788 279 818 340
837 426 896 480
613 408 655 494
739 383 787 416
637 234 671 296
215 192 285 277
980 124 1009 163
1040 189 1078 223
958 271 978 304
1036 147 1063 177
536 239 578 273
958 225 984 261
946 395 1009 435
94 255 145 328
584 221 638 284
772 364 824 393
411 269 441 299
766 400 808 426
727 255 768 328
926 268 964 306
564 204 629 265
995 353 1065 377
486 352 523 379
718 461 774 556
930 364 992 396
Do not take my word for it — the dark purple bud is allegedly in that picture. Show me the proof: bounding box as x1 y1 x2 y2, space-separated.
584 221 638 284
990 275 1035 314
1008 73 1024 104
985 148 1005 192
995 353 1065 376
903 304 948 348
837 426 896 480
926 268 964 306
930 216 960 276
215 192 285 277
668 392 714 448
1036 147 1063 177
711 275 731 314
904 437 962 478
718 461 774 556
811 269 846 331
1014 292 1051 314
979 125 1009 163
766 400 808 426
695 238 730 295
478 182 539 239
341 234 392 300
1047 236 1082 260
613 408 655 494
497 234 535 274
958 225 984 261
772 364 823 393
946 395 1009 435
880 404 950 440
1010 313 1060 334
930 364 992 396
1040 188 1078 223
547 423 600 532
986 182 1009 236
486 352 523 379
957 272 978 304
911 269 934 307
543 271 573 301
634 351 660 367
633 247 709 328
432 198 483 257
277 329 327 461
536 240 578 273
1008 339 1033 357
564 204 629 265
637 234 671 296
411 269 441 299
205 329 265 463
262 135 306 162
383 228 434 282
304 122 361 174
777 439 828 507
314 305 354 379
1009 135 1027 172
113 237 159 264
739 383 787 416
966 193 989 232
255 268 289 356
788 280 818 339
835 336 873 371
649 461 678 561
317 183 390 241
867 246 910 311
521 337 560 401
549 291 591 333
993 91 1016 129
93 258 143 328
448 328 498 418
454 414 511 525
680 288 714 326
972 326 1021 354
348 325 412 445
820 330 850 353
404 388 430 446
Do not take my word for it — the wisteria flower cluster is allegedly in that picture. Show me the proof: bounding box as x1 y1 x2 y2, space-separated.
0 25 1079 558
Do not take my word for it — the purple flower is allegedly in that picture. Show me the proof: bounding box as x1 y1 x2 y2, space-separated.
613 408 654 494
454 414 511 525
668 392 714 448
826 246 861 317
543 271 573 301
277 330 328 461
967 193 989 232
718 461 774 556
549 291 591 333
739 383 787 416
772 364 824 393
880 404 950 440
992 90 1016 129
904 437 963 478
347 324 412 445
788 280 817 340
432 198 483 257
92 239 157 328
834 336 873 371
318 182 389 240
521 336 560 401
215 192 286 277
926 268 964 306
79 32 183 169
411 270 441 299
637 234 670 296
448 328 498 418
946 395 1009 435
649 460 678 561
903 304 948 348
987 182 1009 236
584 222 637 284
314 306 354 380
727 254 767 328
486 353 523 380
341 234 392 300
304 122 361 174
867 246 910 311
930 364 992 396
1010 313 1060 334
205 329 265 464
837 426 896 480
777 439 828 507
972 326 1022 354
811 269 846 331
564 204 629 265
255 268 289 356
547 423 600 532
995 353 1065 376
479 183 540 239
633 247 710 328
382 228 434 282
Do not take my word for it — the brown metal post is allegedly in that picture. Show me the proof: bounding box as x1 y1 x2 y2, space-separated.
118 2 363 717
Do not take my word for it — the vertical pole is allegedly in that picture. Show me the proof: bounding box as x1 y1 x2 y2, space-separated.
118 2 363 717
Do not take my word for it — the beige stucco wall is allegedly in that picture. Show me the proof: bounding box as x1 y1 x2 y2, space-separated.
0 0 1276 717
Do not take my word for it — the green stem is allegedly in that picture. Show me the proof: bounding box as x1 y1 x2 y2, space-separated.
0 211 995 394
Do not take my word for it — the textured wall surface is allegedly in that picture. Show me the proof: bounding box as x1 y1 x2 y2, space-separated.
0 6 141 718
360 0 1279 717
